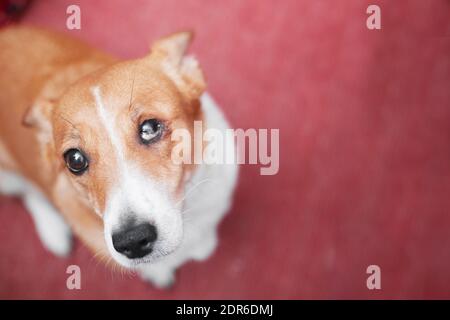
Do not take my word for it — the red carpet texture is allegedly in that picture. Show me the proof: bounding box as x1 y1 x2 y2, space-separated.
0 0 449 299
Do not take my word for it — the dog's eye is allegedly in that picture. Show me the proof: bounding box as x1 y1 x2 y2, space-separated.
139 119 164 144
64 149 89 175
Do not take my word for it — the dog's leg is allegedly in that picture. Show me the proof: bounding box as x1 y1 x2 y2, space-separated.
0 170 72 256
23 189 72 257
0 170 27 196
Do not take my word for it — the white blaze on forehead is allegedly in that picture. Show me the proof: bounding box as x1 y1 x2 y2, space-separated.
91 86 126 165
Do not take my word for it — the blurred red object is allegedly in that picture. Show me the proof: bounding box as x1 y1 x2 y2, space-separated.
0 0 32 27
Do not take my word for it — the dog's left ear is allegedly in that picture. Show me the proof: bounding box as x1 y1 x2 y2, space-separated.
22 98 57 180
22 98 55 133
150 31 206 100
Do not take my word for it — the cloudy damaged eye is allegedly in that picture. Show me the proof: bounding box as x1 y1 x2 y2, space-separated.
139 119 164 145
64 148 89 175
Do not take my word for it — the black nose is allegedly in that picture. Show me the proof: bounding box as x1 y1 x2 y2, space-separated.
112 223 157 259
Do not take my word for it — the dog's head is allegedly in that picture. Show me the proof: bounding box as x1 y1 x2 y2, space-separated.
24 32 205 267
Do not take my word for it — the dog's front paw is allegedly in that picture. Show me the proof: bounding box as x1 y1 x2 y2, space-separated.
138 265 176 289
35 211 73 257
38 215 72 257
24 192 73 257
191 232 218 261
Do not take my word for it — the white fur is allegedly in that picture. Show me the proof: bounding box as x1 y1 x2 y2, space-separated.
0 170 72 256
91 86 126 164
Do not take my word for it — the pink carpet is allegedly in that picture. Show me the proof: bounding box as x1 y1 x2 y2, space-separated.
0 0 449 299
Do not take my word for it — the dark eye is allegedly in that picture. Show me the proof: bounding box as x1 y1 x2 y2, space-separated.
64 148 89 175
139 119 164 144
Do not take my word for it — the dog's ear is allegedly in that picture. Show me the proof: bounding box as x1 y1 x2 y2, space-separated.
22 98 55 133
150 31 206 100
22 98 57 180
152 31 193 66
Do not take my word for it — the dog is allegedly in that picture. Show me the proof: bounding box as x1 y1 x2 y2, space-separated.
0 26 238 288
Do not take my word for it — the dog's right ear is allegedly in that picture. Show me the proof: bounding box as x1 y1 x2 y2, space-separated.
22 98 55 132
150 31 206 101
